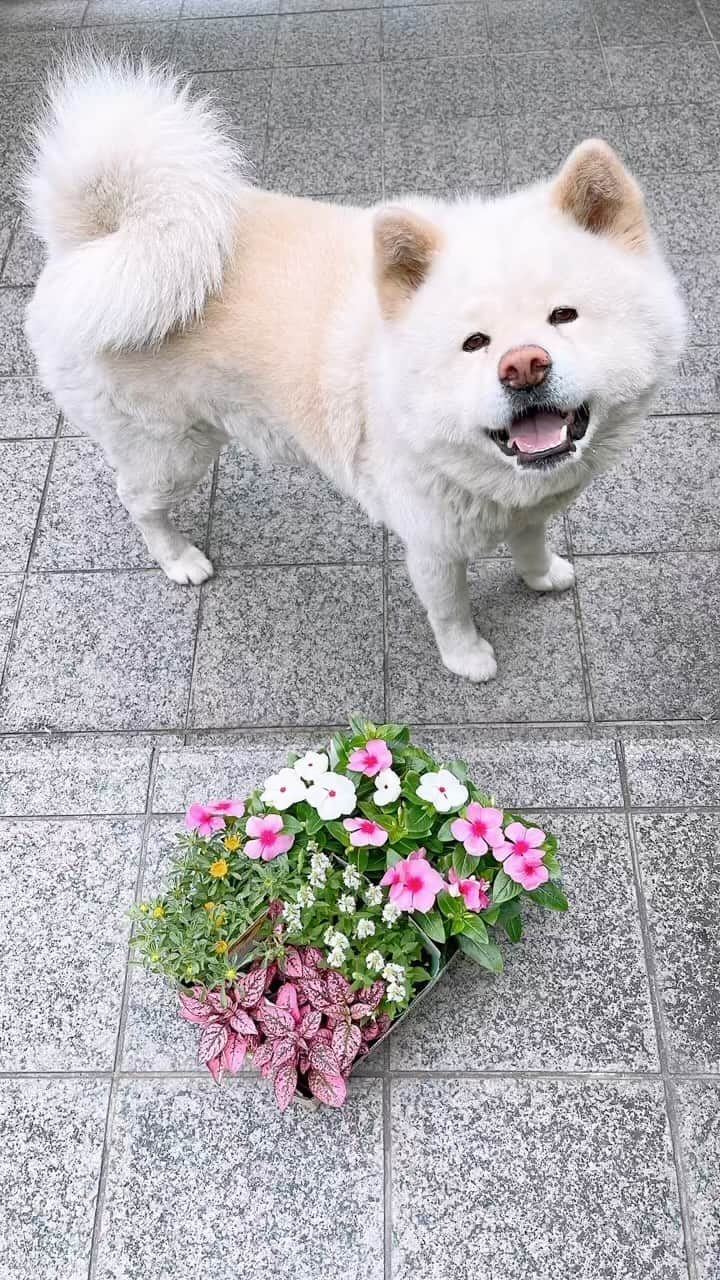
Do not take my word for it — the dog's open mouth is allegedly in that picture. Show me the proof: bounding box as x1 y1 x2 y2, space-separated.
489 403 590 467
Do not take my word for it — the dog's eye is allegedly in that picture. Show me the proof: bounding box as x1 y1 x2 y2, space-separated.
462 332 490 352
549 307 578 325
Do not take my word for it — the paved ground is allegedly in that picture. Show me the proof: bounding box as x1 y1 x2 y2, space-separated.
0 0 719 1277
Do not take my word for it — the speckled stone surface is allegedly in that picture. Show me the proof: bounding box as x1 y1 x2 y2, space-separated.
0 575 21 671
0 378 59 438
0 1077 109 1280
0 439 52 571
607 43 720 107
175 15 278 71
624 737 720 806
675 1081 720 1280
487 0 598 48
383 3 487 60
384 117 504 194
502 109 626 183
493 49 613 111
636 813 720 1072
0 744 151 815
390 813 657 1071
269 63 380 127
382 56 495 124
95 1078 384 1280
188 566 384 727
0 572 200 732
0 818 141 1069
391 1078 686 1280
275 9 380 64
84 0 183 22
265 122 382 196
386 561 587 723
1 222 45 286
592 0 706 43
0 289 33 376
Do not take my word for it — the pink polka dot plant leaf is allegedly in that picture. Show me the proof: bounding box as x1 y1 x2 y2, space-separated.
130 718 566 1109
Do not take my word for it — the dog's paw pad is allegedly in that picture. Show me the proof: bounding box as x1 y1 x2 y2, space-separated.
162 545 214 585
522 554 575 593
441 638 497 683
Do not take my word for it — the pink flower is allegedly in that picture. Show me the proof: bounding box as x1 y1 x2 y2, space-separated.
343 817 388 847
495 821 549 891
447 867 490 912
380 848 445 914
208 798 245 819
185 803 225 838
450 803 504 856
348 738 393 777
245 814 295 862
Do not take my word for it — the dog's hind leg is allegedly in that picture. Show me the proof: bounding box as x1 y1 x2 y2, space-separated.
507 516 575 592
113 424 223 585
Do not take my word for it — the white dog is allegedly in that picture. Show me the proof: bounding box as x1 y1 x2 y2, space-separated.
23 59 685 682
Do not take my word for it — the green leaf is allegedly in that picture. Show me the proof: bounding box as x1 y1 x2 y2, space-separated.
542 850 562 877
503 913 522 943
376 723 410 744
450 915 466 936
386 848 404 868
452 846 476 878
529 880 569 911
447 759 469 784
437 818 457 843
457 934 504 972
305 808 324 838
437 890 462 920
460 914 488 945
406 966 432 983
543 833 558 855
492 869 523 905
325 820 351 847
480 905 500 926
281 814 305 834
415 909 445 944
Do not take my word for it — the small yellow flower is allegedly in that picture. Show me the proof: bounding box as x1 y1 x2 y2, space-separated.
223 834 241 852
151 905 165 919
204 901 215 913
139 903 149 914
209 858 228 879
150 951 161 962
224 967 238 981
213 909 226 927
214 939 229 955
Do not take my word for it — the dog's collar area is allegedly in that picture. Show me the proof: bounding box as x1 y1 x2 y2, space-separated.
488 402 590 468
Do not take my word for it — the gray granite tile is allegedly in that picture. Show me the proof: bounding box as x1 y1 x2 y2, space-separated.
0 744 152 815
95 1078 384 1279
671 256 720 346
228 122 267 174
31 437 212 571
576 553 720 721
0 208 15 265
0 27 68 83
0 289 33 377
622 104 720 175
183 0 277 12
71 20 178 61
502 109 626 184
281 0 379 8
152 735 320 810
0 439 52 571
382 57 495 124
0 1078 109 1280
0 574 21 669
386 560 587 724
189 565 384 727
391 1078 685 1280
85 0 182 21
190 68 272 127
653 348 720 414
702 0 720 39
122 966 203 1072
487 0 598 48
494 48 613 111
0 378 58 438
568 418 720 553
606 42 720 105
645 173 720 255
0 817 141 1069
0 0 84 26
624 737 720 807
384 117 504 195
383 3 487 60
391 812 656 1071
275 9 380 64
0 572 200 732
675 1081 720 1280
210 449 382 565
593 0 707 43
270 63 380 127
175 15 278 71
265 123 382 195
636 812 720 1072
411 730 623 806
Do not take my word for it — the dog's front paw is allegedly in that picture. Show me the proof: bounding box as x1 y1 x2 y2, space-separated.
522 553 575 593
440 635 497 683
161 544 214 586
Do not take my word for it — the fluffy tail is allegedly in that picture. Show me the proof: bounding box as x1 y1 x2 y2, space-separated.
23 57 251 351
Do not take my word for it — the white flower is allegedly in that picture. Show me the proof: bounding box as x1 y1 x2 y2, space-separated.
364 885 383 907
261 767 307 811
356 918 376 940
328 945 347 969
383 963 406 1003
309 849 331 888
293 750 329 783
338 894 356 915
324 927 349 952
383 962 405 983
366 950 385 973
386 983 405 1004
382 902 402 925
343 865 362 891
282 901 302 931
297 884 315 908
373 767 402 806
306 771 357 820
324 926 337 946
416 768 468 813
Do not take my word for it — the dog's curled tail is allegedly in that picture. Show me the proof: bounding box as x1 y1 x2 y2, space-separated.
23 57 250 351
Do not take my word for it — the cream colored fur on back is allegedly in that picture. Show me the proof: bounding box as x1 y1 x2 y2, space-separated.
23 59 686 681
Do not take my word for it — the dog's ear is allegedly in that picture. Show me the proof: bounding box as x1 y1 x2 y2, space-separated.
551 139 649 252
374 208 443 316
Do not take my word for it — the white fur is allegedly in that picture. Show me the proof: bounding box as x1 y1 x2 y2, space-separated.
23 60 687 681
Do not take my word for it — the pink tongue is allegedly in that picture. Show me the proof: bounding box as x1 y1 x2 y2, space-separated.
509 411 566 454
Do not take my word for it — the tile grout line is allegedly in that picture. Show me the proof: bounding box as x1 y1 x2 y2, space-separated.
86 746 160 1280
564 512 597 724
481 0 509 190
7 802 720 821
381 529 390 722
1 1066 718 1082
693 0 717 42
382 1073 393 1280
0 211 20 283
180 457 220 747
614 738 699 1280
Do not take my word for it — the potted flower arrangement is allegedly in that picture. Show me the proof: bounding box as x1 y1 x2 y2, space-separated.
131 720 567 1109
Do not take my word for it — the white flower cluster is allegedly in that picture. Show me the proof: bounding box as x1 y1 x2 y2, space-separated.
343 865 362 891
296 884 315 908
366 950 385 973
355 918 376 940
364 885 383 907
382 902 401 925
282 900 302 933
338 894 356 915
323 927 351 970
382 962 406 1004
309 850 331 889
